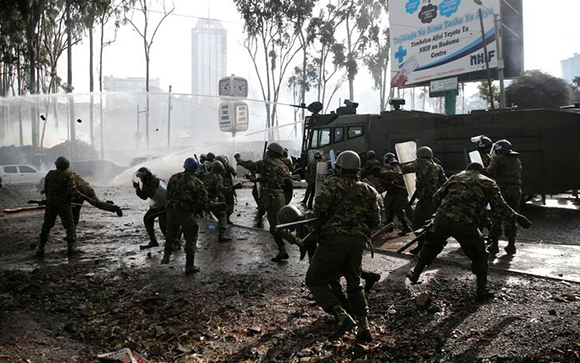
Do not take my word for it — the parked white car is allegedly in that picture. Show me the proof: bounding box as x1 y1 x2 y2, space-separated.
0 165 46 187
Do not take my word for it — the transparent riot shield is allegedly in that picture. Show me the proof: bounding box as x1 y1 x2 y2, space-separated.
314 161 329 201
395 141 417 200
150 180 167 208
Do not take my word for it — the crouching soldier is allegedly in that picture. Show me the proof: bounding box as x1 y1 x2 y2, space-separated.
161 158 208 274
305 150 381 342
407 163 532 299
133 167 167 249
37 156 82 257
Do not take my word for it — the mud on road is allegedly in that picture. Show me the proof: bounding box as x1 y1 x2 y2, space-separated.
0 186 579 362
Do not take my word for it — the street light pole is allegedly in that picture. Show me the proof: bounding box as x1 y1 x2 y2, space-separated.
494 13 506 108
478 7 495 109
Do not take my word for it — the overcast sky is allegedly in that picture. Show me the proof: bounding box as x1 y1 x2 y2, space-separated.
60 0 580 113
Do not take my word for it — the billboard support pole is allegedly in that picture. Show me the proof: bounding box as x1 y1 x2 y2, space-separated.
478 8 495 109
494 13 506 108
444 91 457 115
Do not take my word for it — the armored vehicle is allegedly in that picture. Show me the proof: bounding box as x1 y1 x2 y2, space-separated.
300 100 580 197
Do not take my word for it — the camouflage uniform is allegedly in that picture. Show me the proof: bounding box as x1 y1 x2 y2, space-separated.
39 169 79 254
164 170 207 256
486 154 522 240
136 177 167 243
402 158 447 230
416 170 518 280
237 155 295 255
202 171 229 234
70 170 120 225
363 157 381 178
306 175 381 318
380 164 411 231
219 162 237 222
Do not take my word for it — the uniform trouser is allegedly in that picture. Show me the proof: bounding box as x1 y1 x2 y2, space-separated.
40 203 77 247
252 184 265 218
418 216 489 275
144 207 167 241
165 208 198 255
209 202 228 232
385 189 410 228
72 187 119 225
263 190 294 253
303 181 315 208
223 190 235 218
306 234 368 317
490 185 522 239
412 196 434 229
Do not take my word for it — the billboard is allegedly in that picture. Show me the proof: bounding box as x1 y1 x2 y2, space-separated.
390 0 518 87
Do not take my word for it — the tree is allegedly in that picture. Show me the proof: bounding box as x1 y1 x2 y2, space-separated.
126 0 174 148
477 81 500 109
506 70 571 109
287 64 316 135
234 0 311 140
571 77 580 103
363 0 389 111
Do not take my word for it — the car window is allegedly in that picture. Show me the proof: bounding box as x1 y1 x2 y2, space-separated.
347 126 364 139
310 128 331 148
3 166 17 173
19 166 37 173
334 127 344 143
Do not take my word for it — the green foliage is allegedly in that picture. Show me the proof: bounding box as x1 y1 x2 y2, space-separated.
506 70 571 109
477 82 500 108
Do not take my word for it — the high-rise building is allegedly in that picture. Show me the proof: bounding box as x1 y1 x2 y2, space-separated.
191 18 227 96
562 53 580 84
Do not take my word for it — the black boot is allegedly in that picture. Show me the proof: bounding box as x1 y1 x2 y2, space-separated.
115 206 123 217
218 229 232 242
161 246 172 264
185 253 200 274
67 241 79 256
476 273 494 299
487 237 499 255
140 234 160 250
363 271 381 292
504 237 516 254
328 305 356 341
355 316 373 342
271 251 289 262
35 239 46 258
406 261 426 284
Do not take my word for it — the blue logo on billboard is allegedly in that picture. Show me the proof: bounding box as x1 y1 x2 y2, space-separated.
405 0 420 14
439 0 461 17
395 46 408 63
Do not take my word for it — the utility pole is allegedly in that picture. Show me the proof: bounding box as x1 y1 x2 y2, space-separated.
167 85 172 147
478 7 495 109
494 13 506 108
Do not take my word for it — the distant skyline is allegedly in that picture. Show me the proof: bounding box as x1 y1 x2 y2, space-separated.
58 0 580 114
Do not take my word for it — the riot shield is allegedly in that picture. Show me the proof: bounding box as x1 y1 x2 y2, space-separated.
314 161 329 202
395 141 417 200
150 180 167 208
468 151 484 166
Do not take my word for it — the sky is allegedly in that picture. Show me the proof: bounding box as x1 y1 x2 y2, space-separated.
58 0 580 115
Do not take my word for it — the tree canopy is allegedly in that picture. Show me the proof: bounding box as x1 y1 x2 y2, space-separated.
506 70 571 109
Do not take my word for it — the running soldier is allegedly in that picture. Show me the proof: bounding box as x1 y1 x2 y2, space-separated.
305 150 381 342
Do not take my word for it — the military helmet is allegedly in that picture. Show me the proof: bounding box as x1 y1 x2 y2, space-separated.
206 152 216 161
267 142 285 156
314 151 323 160
135 167 153 179
416 146 433 159
211 160 225 173
383 152 398 164
466 162 484 173
183 157 199 172
367 150 376 159
277 205 302 225
493 139 518 155
215 155 228 165
476 136 493 151
199 154 207 163
335 150 361 170
54 156 70 170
